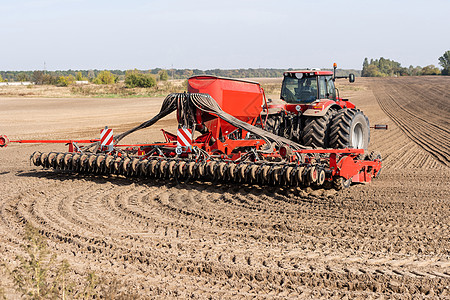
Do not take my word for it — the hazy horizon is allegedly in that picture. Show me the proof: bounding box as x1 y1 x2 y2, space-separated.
1 0 449 71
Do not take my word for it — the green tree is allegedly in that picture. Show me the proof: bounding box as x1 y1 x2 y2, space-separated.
361 58 369 76
32 71 57 85
32 71 44 84
362 57 409 77
16 73 29 82
57 75 76 86
438 50 450 75
159 69 169 81
93 70 116 84
410 66 423 76
87 69 95 80
75 71 87 81
42 74 58 85
0 75 4 82
421 65 441 75
125 69 156 88
363 64 383 77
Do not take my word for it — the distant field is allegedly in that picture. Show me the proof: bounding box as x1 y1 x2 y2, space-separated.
0 78 284 99
0 76 362 99
0 79 187 98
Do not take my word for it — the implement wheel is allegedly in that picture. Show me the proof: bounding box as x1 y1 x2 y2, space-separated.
368 151 382 178
333 176 352 190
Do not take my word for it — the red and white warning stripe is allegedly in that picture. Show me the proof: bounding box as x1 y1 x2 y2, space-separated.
177 127 192 149
100 126 114 146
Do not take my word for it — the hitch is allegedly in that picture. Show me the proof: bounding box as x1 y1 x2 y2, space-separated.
0 135 9 147
371 125 388 130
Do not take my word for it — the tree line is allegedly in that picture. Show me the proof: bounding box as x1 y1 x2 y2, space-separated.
362 51 450 77
2 51 449 83
0 67 360 84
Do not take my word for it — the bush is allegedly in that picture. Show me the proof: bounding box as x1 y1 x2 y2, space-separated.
5 224 73 299
125 70 156 88
43 74 58 85
75 71 88 81
16 73 29 82
32 71 45 84
421 65 441 75
32 71 58 85
57 75 76 86
93 71 117 85
159 69 169 81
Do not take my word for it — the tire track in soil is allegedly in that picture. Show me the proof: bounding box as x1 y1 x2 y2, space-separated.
1 171 449 298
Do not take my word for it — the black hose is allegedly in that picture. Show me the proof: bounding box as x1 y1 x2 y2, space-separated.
81 92 308 153
188 93 308 150
114 93 178 143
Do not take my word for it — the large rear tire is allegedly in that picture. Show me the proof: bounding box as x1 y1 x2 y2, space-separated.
329 109 370 149
302 109 334 148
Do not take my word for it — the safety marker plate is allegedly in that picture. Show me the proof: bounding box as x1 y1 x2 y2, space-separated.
100 126 114 150
177 127 192 151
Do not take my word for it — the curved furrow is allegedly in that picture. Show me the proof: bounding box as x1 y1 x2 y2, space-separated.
370 78 450 167
0 170 448 297
396 78 450 127
388 83 450 141
376 91 449 164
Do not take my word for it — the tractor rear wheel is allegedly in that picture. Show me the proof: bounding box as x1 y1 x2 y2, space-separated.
301 109 334 148
329 108 370 149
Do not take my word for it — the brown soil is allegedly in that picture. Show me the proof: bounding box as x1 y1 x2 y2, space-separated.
0 77 449 298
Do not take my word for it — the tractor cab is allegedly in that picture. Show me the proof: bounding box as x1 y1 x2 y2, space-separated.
281 70 336 104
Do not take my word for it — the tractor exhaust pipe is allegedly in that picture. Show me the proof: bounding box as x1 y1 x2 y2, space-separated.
333 63 337 80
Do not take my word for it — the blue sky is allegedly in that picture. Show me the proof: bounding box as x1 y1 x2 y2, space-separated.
0 0 449 71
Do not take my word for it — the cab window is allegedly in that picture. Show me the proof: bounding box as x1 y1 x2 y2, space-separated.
281 74 318 103
318 76 326 99
325 75 336 100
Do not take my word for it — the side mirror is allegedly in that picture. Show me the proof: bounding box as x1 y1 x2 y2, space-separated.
349 73 355 83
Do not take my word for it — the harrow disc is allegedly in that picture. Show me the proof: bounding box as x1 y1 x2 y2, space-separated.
30 152 333 189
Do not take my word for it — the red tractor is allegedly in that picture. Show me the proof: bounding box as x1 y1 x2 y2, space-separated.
265 64 370 150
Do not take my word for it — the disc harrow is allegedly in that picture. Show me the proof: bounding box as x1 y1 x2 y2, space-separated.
31 151 332 188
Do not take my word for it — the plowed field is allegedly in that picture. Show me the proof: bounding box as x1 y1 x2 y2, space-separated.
0 77 449 298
